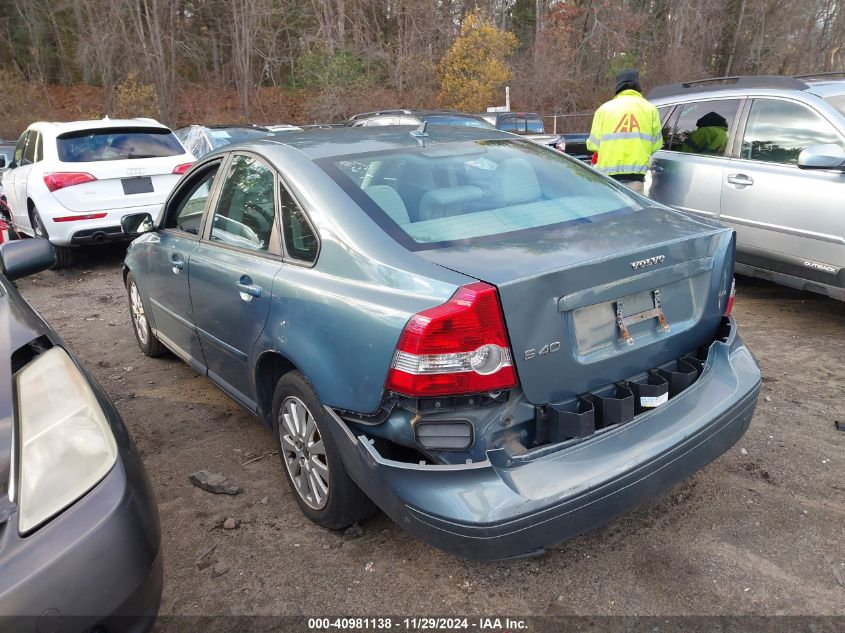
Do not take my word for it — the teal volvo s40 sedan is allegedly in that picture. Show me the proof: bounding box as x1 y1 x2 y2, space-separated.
121 125 760 560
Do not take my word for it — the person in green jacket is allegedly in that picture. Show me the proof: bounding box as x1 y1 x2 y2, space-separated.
679 111 729 155
587 69 662 193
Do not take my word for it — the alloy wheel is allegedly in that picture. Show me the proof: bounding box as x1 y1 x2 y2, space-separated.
279 396 329 509
129 282 149 345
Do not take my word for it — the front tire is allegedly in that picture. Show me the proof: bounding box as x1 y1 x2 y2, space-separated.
126 273 165 357
30 206 74 268
272 371 376 529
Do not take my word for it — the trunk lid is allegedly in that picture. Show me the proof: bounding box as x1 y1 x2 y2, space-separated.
50 156 188 213
419 206 735 404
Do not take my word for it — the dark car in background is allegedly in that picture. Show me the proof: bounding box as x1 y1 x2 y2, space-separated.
0 239 162 631
475 111 563 151
348 109 494 128
121 125 759 561
174 124 274 159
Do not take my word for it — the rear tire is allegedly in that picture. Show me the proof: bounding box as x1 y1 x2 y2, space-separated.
126 272 165 357
272 371 376 529
30 206 74 268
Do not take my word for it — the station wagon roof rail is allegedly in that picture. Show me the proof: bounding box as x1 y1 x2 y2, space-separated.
647 75 811 100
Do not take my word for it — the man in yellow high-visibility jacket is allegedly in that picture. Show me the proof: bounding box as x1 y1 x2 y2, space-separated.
586 69 662 193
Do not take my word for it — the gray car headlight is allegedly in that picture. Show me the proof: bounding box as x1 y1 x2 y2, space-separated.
15 347 117 534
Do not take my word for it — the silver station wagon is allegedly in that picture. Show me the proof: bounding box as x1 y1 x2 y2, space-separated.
122 125 761 560
647 73 845 301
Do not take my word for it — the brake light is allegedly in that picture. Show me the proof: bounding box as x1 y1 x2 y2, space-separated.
386 282 518 397
52 213 108 222
172 162 194 175
724 278 736 316
43 172 96 192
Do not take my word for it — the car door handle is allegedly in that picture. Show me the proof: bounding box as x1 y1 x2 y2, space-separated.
651 164 664 174
727 174 754 186
170 254 185 273
236 275 262 300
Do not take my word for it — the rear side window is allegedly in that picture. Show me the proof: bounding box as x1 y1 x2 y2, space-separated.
56 127 185 162
280 184 318 263
209 155 276 252
666 99 740 156
22 132 37 164
324 139 641 249
424 115 491 129
741 99 844 164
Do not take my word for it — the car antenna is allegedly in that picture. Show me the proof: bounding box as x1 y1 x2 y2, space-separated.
410 121 428 138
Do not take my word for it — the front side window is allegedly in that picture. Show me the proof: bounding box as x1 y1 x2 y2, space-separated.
323 139 641 249
209 155 276 252
667 99 740 156
56 127 185 162
741 99 844 164
164 164 220 234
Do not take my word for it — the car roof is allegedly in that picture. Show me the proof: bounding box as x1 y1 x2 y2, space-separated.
349 109 486 121
178 124 271 132
28 118 170 134
647 73 845 102
246 124 513 159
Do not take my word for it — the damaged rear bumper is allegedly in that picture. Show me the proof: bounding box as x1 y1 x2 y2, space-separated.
324 331 761 561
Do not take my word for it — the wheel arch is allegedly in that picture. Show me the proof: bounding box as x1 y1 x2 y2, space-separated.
255 350 298 427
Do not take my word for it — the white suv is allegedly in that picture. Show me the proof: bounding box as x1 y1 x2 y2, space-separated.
2 118 194 266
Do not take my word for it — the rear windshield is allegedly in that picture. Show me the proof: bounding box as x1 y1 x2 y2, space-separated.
57 127 185 162
207 127 271 149
321 139 642 250
823 94 845 117
423 115 493 129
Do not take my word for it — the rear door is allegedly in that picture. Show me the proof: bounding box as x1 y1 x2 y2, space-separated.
4 132 28 224
13 132 37 229
189 153 283 409
648 98 743 220
143 159 223 366
720 97 845 292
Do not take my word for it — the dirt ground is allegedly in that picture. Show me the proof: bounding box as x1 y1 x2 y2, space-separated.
14 244 845 619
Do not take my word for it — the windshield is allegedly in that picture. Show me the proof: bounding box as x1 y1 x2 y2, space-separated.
57 127 185 162
207 127 271 148
322 139 642 250
423 115 493 129
823 93 845 117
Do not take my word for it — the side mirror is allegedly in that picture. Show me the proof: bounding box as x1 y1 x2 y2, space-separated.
0 238 56 280
121 212 155 237
798 144 845 170
8 161 16 170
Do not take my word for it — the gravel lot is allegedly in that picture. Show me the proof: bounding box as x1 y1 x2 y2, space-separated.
14 244 845 619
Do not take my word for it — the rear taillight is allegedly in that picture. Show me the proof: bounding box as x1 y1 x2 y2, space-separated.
172 162 194 175
43 172 96 192
724 277 736 316
386 282 518 397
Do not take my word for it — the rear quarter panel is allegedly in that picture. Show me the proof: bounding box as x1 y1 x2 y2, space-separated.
249 144 476 414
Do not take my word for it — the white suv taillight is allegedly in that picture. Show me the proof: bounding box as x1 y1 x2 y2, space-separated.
43 172 96 192
385 282 518 397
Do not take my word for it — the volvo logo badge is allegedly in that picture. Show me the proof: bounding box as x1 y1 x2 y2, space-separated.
630 255 665 270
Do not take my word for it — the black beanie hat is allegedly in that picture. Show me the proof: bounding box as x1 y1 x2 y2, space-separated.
615 69 642 94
